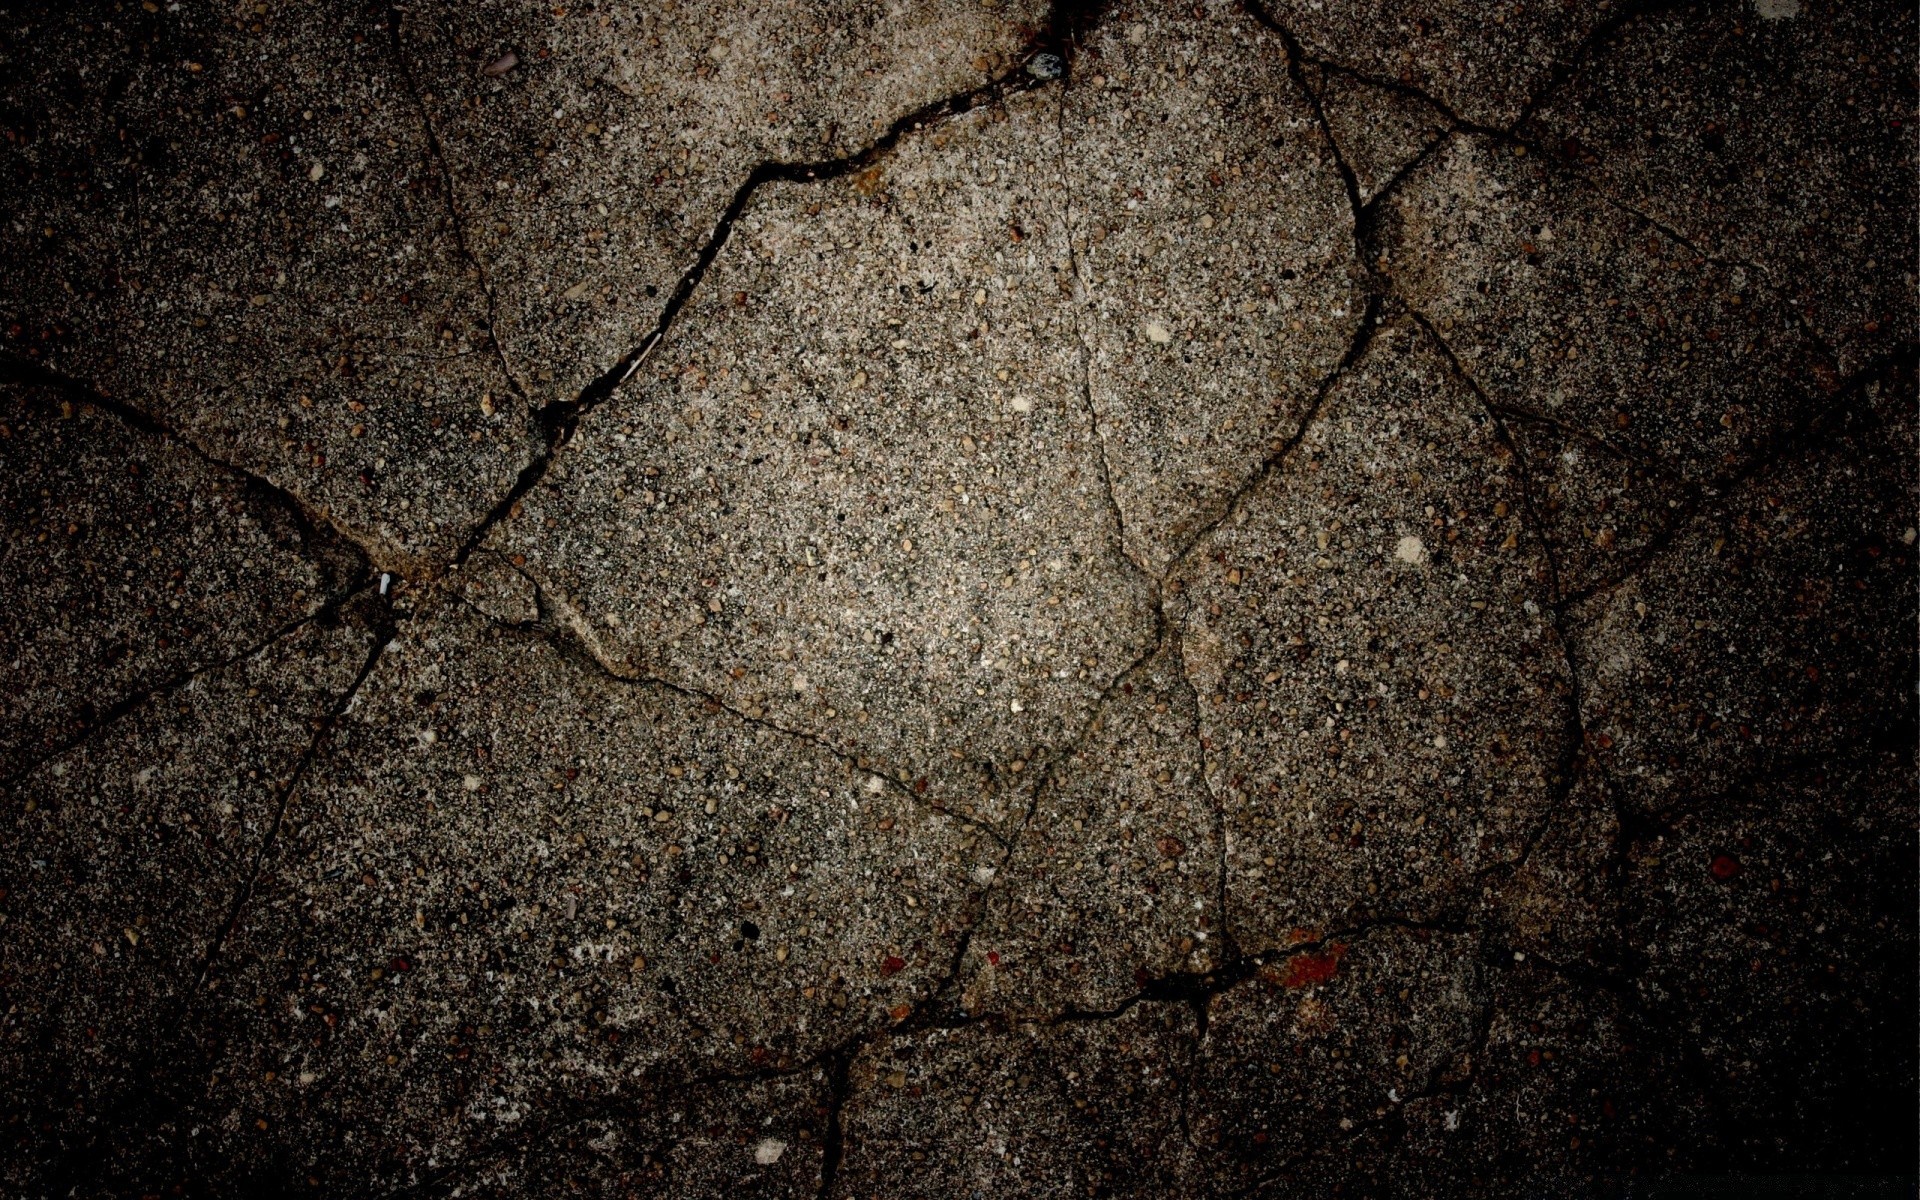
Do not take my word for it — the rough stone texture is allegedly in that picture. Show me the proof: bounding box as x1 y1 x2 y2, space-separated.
1383 134 1829 485
1525 0 1919 374
1618 750 1917 1170
494 87 1158 829
0 604 382 1195
1252 0 1611 127
1173 318 1570 945
401 0 1050 406
958 641 1219 1018
1391 964 1712 1197
1188 926 1485 1184
0 0 541 570
1482 766 1623 967
178 596 989 1193
833 1003 1198 1198
442 1071 831 1199
2 0 1914 1193
1067 2 1364 573
0 381 359 778
1571 365 1916 814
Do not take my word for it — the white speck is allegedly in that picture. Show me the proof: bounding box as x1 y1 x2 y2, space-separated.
379 572 392 595
1143 320 1172 344
1010 698 1025 713
1753 0 1799 18
753 1138 787 1165
463 775 482 792
1394 536 1427 565
973 865 997 885
307 162 324 181
865 775 886 794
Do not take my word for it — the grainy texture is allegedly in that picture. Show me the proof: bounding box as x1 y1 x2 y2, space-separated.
0 0 541 570
0 0 1913 1194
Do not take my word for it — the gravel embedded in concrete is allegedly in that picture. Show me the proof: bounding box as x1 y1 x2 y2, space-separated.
0 0 1912 1193
0 1 542 570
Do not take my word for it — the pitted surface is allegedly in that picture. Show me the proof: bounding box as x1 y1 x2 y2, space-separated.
1 0 1913 1194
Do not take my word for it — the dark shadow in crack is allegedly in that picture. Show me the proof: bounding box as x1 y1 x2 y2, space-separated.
449 1 1116 572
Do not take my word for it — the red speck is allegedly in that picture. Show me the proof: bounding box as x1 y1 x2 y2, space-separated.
1710 854 1741 880
987 951 1001 966
1252 1130 1269 1145
914 777 929 795
889 1003 912 1021
387 957 411 973
1279 943 1347 988
1528 1049 1543 1067
881 955 907 975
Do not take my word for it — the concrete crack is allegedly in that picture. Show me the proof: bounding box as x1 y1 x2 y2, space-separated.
384 5 536 409
0 576 378 793
498 568 1014 851
1160 291 1384 582
1055 82 1154 583
35 591 398 1197
194 597 399 984
1 353 402 573
447 45 1087 577
1400 309 1595 888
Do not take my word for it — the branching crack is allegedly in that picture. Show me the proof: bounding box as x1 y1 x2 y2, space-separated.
1403 308 1594 891
0 577 377 793
195 597 398 983
1161 292 1384 583
1055 81 1154 584
37 591 397 1197
498 568 1013 851
448 50 1082 576
0 354 398 573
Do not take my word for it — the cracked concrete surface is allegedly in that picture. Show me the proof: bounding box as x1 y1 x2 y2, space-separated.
1 0 1914 1195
